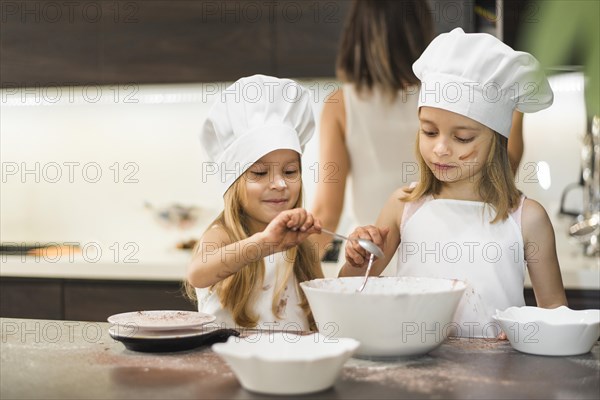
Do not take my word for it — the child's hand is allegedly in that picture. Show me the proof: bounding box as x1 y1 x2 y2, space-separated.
259 208 322 254
345 225 389 269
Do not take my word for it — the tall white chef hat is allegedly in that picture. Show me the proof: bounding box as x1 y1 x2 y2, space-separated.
412 28 554 137
200 75 315 196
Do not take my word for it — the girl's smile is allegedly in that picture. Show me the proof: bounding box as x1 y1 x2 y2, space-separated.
242 149 302 232
263 198 290 208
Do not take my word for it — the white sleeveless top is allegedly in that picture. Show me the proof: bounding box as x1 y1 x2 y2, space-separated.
397 195 527 338
344 84 420 226
195 252 309 331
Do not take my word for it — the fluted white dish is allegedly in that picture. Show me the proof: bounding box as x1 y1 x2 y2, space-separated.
212 332 359 395
300 276 466 357
493 306 600 356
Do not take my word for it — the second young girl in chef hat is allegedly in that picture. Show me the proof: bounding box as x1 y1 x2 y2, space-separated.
341 28 568 338
187 75 323 331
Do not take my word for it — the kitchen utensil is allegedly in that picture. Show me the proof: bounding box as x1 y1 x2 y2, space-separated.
570 213 599 237
107 310 216 331
320 228 383 292
493 306 600 356
300 277 466 358
357 254 376 292
108 325 239 353
144 202 202 229
568 115 600 256
212 332 359 395
0 243 81 256
320 228 384 258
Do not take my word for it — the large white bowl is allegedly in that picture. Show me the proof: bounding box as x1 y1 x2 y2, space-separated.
212 332 359 395
493 306 600 356
300 276 466 357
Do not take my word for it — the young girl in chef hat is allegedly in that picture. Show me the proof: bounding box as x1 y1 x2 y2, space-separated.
186 75 323 331
341 28 568 338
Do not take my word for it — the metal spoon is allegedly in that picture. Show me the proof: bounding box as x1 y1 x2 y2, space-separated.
357 254 376 292
320 228 384 292
320 228 384 258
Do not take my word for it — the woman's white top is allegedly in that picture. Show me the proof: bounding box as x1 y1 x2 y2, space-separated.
397 195 527 338
196 252 309 331
343 84 420 226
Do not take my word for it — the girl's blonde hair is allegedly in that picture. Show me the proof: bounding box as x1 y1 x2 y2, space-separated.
406 132 521 223
184 170 323 330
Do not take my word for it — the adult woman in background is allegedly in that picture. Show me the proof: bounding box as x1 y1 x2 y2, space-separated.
310 0 524 265
309 0 434 263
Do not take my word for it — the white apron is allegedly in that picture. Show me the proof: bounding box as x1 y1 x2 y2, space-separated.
397 195 526 338
196 252 309 331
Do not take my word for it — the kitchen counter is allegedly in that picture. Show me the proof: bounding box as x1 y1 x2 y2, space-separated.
0 247 191 281
1 246 598 290
2 212 598 290
1 318 598 399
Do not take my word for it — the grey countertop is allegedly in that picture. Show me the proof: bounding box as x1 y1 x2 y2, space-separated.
1 318 598 399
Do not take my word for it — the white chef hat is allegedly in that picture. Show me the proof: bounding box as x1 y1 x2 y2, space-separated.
200 75 315 196
412 28 554 137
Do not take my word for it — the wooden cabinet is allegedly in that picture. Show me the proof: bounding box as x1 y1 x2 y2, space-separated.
0 0 350 87
273 0 346 78
2 277 597 322
430 0 536 50
524 288 600 310
1 277 196 322
0 278 62 320
0 0 536 87
63 280 196 321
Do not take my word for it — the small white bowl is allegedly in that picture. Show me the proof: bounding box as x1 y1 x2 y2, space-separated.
300 277 466 357
212 332 359 395
493 306 600 356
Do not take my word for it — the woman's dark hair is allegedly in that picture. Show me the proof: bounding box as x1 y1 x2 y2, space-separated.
336 0 434 95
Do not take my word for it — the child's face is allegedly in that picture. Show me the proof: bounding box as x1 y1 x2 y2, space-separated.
418 107 494 184
241 149 302 231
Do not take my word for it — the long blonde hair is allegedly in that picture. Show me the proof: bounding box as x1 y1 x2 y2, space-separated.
184 173 322 329
406 132 521 223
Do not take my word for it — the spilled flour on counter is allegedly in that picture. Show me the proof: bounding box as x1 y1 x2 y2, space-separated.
343 360 515 395
342 339 517 396
445 336 510 352
92 346 233 376
568 358 600 370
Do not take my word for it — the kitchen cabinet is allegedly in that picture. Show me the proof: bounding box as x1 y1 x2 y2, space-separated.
429 0 537 49
0 279 62 320
0 277 196 322
2 277 597 323
1 0 536 87
0 0 351 87
524 288 600 310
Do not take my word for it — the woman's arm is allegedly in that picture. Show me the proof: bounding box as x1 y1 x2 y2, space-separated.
309 89 350 260
338 188 405 277
508 111 524 174
521 199 568 308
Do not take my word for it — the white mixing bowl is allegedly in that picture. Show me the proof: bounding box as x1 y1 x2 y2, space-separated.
212 332 359 395
493 306 600 356
300 276 466 357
